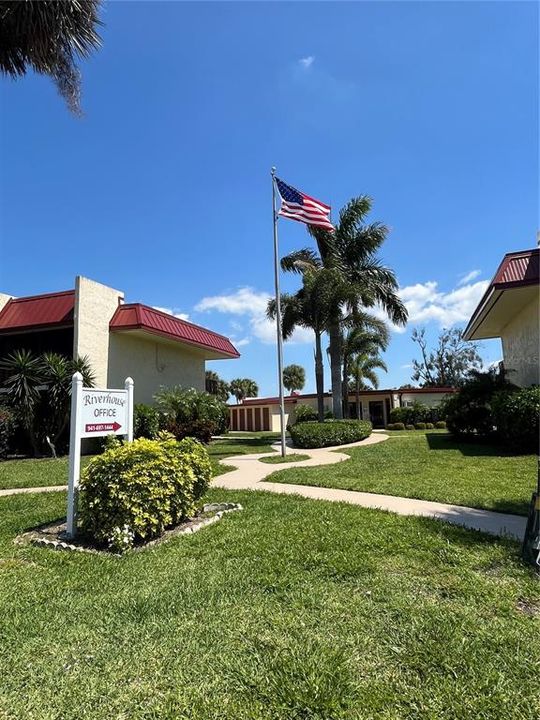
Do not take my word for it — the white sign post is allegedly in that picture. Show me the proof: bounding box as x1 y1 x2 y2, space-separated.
66 373 134 538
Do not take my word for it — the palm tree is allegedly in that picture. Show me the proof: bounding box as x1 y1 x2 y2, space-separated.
0 349 95 455
281 196 407 418
283 364 305 394
0 1 103 114
340 317 389 418
268 268 340 421
229 378 258 404
348 353 388 420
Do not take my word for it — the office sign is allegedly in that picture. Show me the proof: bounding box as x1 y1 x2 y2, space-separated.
80 389 128 437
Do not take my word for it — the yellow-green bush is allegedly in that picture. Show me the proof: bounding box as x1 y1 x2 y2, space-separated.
80 434 211 551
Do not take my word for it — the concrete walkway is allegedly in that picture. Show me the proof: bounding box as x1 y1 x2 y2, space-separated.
0 485 66 497
213 434 526 541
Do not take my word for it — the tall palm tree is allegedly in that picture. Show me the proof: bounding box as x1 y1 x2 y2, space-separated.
348 353 388 420
229 378 258 404
281 196 407 418
340 317 389 417
268 268 340 421
0 1 103 114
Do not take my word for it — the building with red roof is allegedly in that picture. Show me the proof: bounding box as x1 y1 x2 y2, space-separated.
463 248 539 387
229 387 455 431
0 276 239 403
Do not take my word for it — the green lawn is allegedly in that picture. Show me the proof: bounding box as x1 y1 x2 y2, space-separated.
268 432 536 516
208 435 276 476
259 453 310 465
0 436 275 490
0 456 93 490
0 489 538 719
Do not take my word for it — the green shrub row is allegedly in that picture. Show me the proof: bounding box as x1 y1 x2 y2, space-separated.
386 421 445 431
290 420 372 448
389 402 446 426
80 433 212 552
442 373 539 452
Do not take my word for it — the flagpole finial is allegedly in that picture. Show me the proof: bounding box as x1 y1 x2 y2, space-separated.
271 166 276 176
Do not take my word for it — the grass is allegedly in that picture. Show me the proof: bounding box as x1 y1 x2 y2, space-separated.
0 456 92 490
269 431 536 516
0 488 538 719
259 453 310 464
0 435 276 490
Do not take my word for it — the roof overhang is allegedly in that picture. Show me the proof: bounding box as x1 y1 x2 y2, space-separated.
110 304 240 360
464 248 539 341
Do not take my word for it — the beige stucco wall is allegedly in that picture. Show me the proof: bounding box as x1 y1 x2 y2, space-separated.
399 392 450 407
0 293 13 313
73 276 124 387
500 296 539 387
107 332 205 404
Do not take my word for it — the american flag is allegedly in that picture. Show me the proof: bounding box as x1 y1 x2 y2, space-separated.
275 177 334 232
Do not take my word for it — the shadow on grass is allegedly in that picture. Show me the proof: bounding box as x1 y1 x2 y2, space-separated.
425 432 532 458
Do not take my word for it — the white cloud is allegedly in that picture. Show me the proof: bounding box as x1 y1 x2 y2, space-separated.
400 363 413 370
299 55 315 69
458 269 481 286
195 287 314 346
375 278 489 333
152 306 189 321
234 337 251 348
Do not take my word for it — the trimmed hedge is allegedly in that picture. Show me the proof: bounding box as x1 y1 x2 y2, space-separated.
80 433 211 552
435 421 447 429
290 420 372 449
415 422 427 430
294 404 318 423
386 422 405 431
492 387 539 452
389 402 446 426
405 424 415 431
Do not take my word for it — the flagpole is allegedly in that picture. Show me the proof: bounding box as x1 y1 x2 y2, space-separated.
271 167 287 457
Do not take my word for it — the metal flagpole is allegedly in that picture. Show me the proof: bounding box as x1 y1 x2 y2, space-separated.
271 167 287 457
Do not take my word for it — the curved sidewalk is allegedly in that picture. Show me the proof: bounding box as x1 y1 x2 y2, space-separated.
213 434 526 541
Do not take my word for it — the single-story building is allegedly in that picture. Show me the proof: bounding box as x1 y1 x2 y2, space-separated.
0 276 239 404
229 387 455 431
463 248 539 387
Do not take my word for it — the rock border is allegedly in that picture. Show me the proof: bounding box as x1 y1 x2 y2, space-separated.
15 502 242 556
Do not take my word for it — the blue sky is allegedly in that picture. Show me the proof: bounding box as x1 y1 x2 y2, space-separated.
1 1 538 396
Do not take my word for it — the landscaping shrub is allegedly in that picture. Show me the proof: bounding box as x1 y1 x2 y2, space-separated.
386 422 405 431
435 421 446 429
389 402 446 426
405 424 415 431
80 434 211 551
415 422 427 430
155 386 228 442
0 406 15 459
492 387 540 452
290 420 372 449
425 423 434 429
386 423 394 430
294 404 318 423
441 372 514 440
134 403 160 439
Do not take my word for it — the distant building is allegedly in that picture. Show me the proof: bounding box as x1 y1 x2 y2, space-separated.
463 248 539 387
229 387 455 431
0 276 239 404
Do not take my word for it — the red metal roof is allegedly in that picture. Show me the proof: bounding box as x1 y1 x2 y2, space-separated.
239 387 455 406
493 249 539 287
0 290 75 332
110 304 240 358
